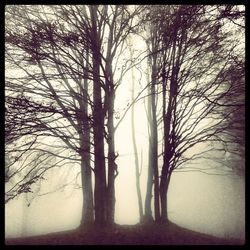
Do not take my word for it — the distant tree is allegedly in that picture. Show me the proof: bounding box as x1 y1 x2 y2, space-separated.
100 5 144 224
128 38 143 222
5 94 70 203
212 55 245 176
143 26 161 223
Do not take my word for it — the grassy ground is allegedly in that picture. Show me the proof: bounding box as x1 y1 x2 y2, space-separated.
5 221 244 245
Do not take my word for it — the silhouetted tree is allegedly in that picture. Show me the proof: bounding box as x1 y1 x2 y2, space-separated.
128 38 143 222
5 5 145 226
144 5 245 223
5 4 244 229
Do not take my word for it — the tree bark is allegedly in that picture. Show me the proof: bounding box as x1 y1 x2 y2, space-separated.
150 42 160 222
106 87 117 225
79 42 94 227
159 162 171 223
90 6 107 225
80 148 94 225
92 57 106 225
144 54 154 223
104 38 116 224
144 33 160 223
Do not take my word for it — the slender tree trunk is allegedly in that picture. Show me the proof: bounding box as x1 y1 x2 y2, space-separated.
159 85 172 223
91 6 106 225
151 46 160 223
130 45 143 221
104 19 117 225
144 145 154 221
144 53 154 223
106 87 117 225
144 34 160 223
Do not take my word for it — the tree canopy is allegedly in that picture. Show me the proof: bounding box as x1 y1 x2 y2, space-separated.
5 5 245 227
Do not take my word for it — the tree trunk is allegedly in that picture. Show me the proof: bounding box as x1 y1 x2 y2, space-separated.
151 46 160 223
151 88 160 222
106 88 116 225
159 81 172 223
79 100 94 225
144 140 154 222
79 41 94 227
159 49 177 223
144 35 160 223
93 60 106 225
159 31 179 223
130 45 143 221
104 37 116 225
144 55 154 223
93 67 106 225
159 170 171 223
80 150 94 225
91 6 106 225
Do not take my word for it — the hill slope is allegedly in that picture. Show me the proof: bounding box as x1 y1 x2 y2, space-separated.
5 221 244 245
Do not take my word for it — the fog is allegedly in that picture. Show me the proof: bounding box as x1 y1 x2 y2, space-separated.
5 5 245 242
5 97 245 241
5 167 245 240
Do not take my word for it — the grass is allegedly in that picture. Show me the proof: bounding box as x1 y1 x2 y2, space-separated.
5 221 244 245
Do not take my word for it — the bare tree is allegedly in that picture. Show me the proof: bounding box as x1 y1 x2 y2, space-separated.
5 5 98 225
128 38 143 222
144 5 245 223
5 5 145 226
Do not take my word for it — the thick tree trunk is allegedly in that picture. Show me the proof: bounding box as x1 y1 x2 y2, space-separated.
93 63 106 225
159 167 171 223
79 42 94 227
80 150 94 225
93 75 106 225
79 97 94 225
159 58 177 224
91 6 106 225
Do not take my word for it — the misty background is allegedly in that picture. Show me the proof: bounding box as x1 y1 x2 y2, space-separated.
5 5 245 243
5 95 245 239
